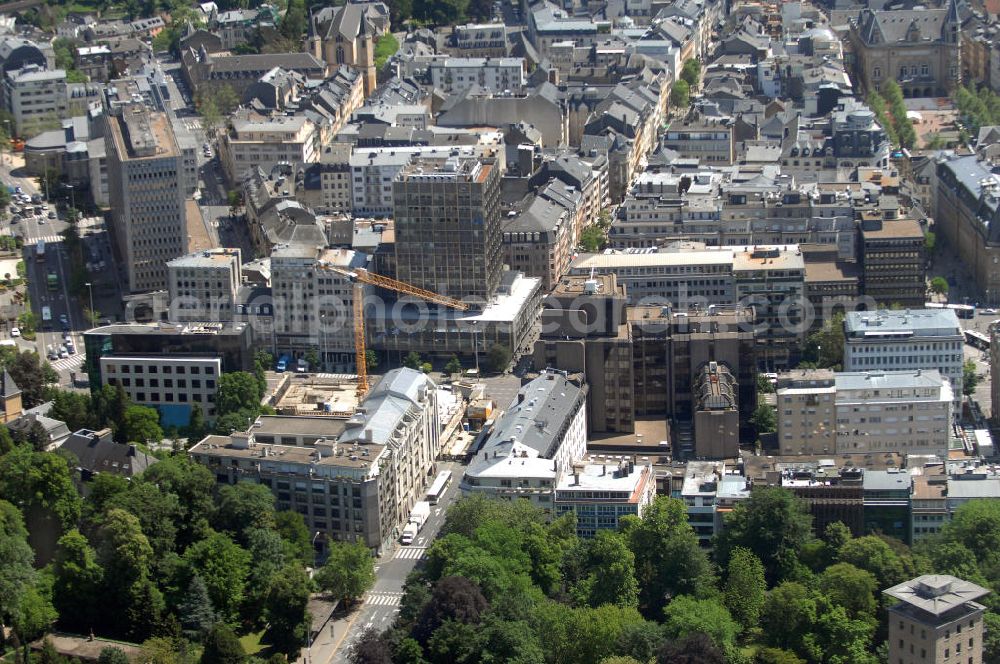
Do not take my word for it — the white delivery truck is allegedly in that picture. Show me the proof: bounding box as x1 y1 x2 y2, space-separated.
400 501 432 545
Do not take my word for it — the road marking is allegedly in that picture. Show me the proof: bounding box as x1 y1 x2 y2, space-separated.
364 592 402 606
49 355 83 372
394 546 427 560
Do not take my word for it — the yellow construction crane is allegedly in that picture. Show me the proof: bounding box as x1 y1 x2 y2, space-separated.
319 265 469 399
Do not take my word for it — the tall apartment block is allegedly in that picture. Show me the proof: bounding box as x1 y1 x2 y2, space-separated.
105 103 186 293
885 575 989 664
844 309 964 415
167 248 242 322
392 155 502 303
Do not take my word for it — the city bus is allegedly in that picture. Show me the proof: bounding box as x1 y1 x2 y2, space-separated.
966 329 991 350
426 470 453 505
41 306 51 323
35 240 44 262
925 302 976 319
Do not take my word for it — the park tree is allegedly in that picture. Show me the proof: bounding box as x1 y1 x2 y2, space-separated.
662 596 740 654
760 582 818 654
571 530 639 609
183 531 251 621
656 632 725 664
836 535 913 590
275 511 314 564
200 623 245 664
212 482 276 543
620 496 715 619
95 508 164 639
817 562 878 620
349 628 394 664
106 482 183 560
930 276 949 295
723 547 766 629
177 575 216 640
412 577 490 643
48 389 96 432
0 444 82 533
263 565 312 657
0 499 37 623
802 313 845 369
315 540 376 603
142 456 215 548
52 529 104 632
445 355 462 375
715 487 814 585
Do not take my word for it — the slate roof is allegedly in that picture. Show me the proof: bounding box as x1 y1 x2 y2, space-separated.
60 428 158 478
311 1 389 41
857 8 950 44
0 370 19 399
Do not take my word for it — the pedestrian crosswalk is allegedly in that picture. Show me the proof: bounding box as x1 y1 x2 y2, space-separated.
49 354 83 373
24 234 63 245
395 546 427 560
314 373 358 380
365 592 403 607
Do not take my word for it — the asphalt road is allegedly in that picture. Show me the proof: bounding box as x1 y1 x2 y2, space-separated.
322 459 466 664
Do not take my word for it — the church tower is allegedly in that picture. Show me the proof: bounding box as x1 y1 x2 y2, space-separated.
357 18 377 98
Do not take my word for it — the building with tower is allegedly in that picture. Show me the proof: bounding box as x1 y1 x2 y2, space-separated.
392 155 503 304
309 1 388 97
848 0 963 97
885 575 989 664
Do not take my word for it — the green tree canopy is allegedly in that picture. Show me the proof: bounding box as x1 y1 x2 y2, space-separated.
723 546 767 629
716 487 814 585
671 80 690 108
315 540 376 603
662 595 739 653
183 531 251 621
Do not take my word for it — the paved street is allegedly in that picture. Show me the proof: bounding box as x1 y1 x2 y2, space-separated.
315 459 465 664
0 156 124 384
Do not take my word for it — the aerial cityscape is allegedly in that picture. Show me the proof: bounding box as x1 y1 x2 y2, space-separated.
5 0 1000 662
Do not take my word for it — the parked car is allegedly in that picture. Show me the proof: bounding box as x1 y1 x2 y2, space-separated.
10 327 19 337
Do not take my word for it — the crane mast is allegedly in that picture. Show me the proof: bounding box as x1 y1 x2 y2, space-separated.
318 265 469 399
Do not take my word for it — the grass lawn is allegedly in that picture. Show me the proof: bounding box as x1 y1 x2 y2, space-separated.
239 629 268 656
374 33 399 69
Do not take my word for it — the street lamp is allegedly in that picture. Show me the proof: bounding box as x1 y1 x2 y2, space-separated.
84 282 94 326
471 320 480 375
320 314 327 372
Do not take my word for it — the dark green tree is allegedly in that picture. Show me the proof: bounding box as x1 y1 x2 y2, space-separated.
183 532 251 621
0 499 36 623
141 456 215 548
715 487 814 585
97 648 131 664
571 530 639 609
403 351 423 370
0 444 82 532
444 355 462 375
47 389 96 432
680 59 701 88
620 496 715 619
213 482 276 542
274 510 314 564
655 632 725 664
964 360 980 397
486 343 511 373
760 582 817 654
106 481 183 559
263 565 311 658
200 623 245 664
52 529 104 632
